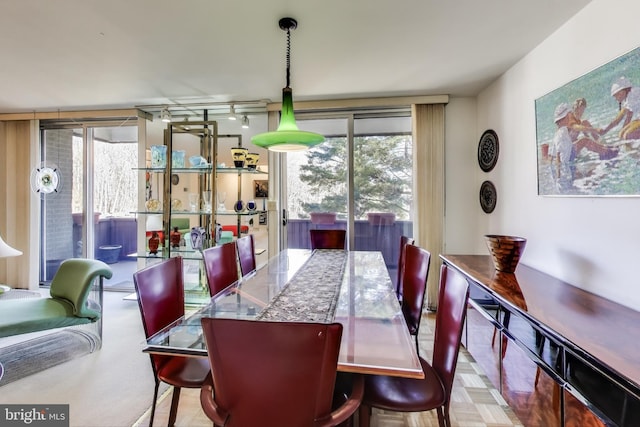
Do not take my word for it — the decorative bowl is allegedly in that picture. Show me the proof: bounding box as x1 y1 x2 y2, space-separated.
189 155 207 167
484 235 527 273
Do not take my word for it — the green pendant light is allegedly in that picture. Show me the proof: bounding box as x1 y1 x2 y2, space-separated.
251 17 325 152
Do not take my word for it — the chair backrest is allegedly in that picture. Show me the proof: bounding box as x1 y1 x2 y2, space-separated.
50 258 113 319
396 235 415 299
400 244 431 337
133 257 185 340
236 234 256 277
200 318 343 427
309 229 346 250
202 242 239 296
432 264 470 400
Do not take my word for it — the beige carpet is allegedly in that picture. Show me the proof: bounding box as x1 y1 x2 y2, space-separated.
133 313 524 427
0 289 164 427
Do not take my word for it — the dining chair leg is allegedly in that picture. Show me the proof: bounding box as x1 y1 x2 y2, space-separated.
167 386 181 426
358 404 372 427
148 379 161 427
436 406 446 427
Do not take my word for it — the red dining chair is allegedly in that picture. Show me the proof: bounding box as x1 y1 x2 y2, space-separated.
202 242 239 297
400 244 431 354
359 264 470 427
133 257 210 427
236 233 256 277
199 318 364 427
395 235 415 301
310 229 347 250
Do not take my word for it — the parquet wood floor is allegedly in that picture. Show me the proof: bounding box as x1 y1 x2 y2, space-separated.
132 312 524 427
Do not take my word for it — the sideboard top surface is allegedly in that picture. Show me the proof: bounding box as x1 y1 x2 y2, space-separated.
441 254 640 390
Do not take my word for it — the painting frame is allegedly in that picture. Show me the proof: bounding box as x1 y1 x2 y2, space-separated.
254 180 268 198
535 46 640 197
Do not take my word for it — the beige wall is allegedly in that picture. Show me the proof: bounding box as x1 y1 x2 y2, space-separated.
466 0 640 310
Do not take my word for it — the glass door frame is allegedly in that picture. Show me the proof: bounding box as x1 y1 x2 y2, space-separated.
277 112 355 249
277 108 412 252
39 120 137 284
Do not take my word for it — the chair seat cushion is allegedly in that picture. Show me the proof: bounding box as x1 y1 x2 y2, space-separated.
157 356 210 388
362 357 446 412
0 298 94 338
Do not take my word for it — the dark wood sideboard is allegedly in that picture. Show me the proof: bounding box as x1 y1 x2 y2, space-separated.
441 254 640 427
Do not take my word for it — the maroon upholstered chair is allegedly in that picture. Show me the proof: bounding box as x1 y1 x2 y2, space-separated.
236 233 256 277
133 257 210 427
310 229 347 250
401 244 431 354
202 242 239 297
200 318 364 427
359 264 470 427
395 235 415 300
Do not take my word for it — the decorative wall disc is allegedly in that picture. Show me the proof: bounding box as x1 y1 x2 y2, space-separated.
478 129 499 172
30 163 62 195
479 180 497 213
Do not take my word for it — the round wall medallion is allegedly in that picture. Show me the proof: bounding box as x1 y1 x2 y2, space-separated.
30 163 62 196
479 180 497 213
478 129 499 172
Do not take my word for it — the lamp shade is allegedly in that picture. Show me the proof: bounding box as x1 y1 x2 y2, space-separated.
145 214 163 231
0 233 22 258
251 88 325 152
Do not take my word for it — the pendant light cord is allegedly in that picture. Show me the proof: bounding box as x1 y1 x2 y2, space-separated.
285 27 291 88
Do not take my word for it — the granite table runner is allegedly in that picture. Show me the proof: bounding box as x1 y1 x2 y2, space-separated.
256 249 348 323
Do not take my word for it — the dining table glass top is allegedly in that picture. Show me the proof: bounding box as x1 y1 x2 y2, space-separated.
144 248 424 379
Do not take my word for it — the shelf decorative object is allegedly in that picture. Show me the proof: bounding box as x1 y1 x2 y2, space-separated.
189 155 207 168
149 232 160 255
234 200 244 213
170 227 181 248
151 145 167 168
217 191 227 212
231 147 248 168
246 152 260 170
145 199 161 211
188 193 199 212
190 227 206 251
172 150 186 168
203 191 212 213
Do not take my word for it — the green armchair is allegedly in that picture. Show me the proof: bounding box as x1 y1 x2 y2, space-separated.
0 258 112 338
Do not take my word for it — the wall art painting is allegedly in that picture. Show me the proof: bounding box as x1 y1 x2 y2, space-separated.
536 46 640 196
254 180 269 198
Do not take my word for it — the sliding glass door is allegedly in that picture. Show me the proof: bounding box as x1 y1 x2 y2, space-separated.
283 112 413 287
40 123 138 291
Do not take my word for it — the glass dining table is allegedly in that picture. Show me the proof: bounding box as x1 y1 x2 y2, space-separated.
144 248 424 379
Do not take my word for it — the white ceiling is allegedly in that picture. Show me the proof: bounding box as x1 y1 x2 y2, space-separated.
0 0 592 114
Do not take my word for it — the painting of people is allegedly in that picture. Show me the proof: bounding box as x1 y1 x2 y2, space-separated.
536 46 640 196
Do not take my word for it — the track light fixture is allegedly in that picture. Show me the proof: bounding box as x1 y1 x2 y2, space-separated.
160 106 171 123
228 104 237 121
251 17 325 152
241 115 250 129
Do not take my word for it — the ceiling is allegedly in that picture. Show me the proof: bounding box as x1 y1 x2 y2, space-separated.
0 0 592 114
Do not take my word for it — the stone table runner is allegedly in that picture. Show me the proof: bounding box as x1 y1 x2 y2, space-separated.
256 249 347 323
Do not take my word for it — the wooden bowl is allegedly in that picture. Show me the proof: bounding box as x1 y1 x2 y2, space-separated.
484 235 527 273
